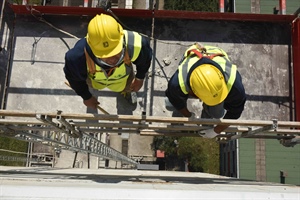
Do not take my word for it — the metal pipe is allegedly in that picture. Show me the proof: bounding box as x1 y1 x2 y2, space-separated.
279 0 286 15
72 151 78 168
219 0 224 13
292 17 300 121
7 5 296 23
84 0 88 7
236 138 240 179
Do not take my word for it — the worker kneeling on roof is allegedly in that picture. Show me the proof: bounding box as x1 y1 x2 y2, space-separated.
64 14 152 109
165 44 246 138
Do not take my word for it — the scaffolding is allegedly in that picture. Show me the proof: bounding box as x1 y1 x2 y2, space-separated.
1 109 300 165
0 110 139 166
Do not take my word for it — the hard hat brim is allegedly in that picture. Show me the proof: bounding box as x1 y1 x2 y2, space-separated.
198 87 228 106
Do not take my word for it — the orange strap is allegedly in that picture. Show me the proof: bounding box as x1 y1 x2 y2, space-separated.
187 48 225 60
106 66 118 76
123 48 132 67
84 48 101 75
187 43 225 60
187 49 204 59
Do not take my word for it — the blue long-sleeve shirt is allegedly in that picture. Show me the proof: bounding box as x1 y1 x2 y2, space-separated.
63 34 152 100
165 68 246 120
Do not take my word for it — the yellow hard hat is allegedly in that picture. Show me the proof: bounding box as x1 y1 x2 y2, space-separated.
86 14 124 58
190 64 228 106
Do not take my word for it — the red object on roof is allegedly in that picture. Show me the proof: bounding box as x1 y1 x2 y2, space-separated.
156 150 165 158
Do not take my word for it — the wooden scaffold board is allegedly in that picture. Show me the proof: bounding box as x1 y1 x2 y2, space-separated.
0 110 299 144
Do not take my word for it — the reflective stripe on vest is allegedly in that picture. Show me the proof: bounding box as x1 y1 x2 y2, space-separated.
85 30 142 92
179 45 237 94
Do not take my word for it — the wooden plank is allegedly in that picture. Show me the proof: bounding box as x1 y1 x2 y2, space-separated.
1 124 298 138
1 110 300 128
0 119 43 125
0 110 300 141
1 118 299 134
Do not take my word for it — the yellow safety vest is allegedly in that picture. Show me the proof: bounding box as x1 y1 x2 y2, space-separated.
85 30 142 92
178 44 237 94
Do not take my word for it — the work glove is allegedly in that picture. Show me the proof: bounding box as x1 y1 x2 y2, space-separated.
165 97 175 111
199 128 218 138
189 112 199 119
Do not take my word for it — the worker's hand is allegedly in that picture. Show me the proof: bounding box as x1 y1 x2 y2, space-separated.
199 128 218 138
130 78 144 92
83 96 100 109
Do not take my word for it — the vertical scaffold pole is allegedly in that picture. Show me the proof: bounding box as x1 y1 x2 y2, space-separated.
279 0 286 15
84 0 89 7
219 0 225 13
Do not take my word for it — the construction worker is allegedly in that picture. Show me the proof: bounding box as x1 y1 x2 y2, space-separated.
63 14 152 109
165 44 246 138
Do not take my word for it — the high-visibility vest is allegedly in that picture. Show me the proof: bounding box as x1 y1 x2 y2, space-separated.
178 44 237 95
84 30 142 92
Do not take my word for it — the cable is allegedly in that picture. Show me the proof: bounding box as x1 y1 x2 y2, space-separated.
23 3 191 83
0 148 55 161
0 148 28 155
24 3 189 46
26 5 80 40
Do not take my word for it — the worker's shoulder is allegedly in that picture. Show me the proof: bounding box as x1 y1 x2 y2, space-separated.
73 38 87 50
124 30 149 40
66 38 86 58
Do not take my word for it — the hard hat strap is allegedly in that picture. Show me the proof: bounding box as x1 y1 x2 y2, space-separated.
84 46 132 77
84 47 98 75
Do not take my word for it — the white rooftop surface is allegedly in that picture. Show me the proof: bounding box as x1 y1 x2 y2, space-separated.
0 166 299 200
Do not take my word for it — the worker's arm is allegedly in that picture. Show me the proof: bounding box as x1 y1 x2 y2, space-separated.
179 107 193 117
129 35 152 92
212 71 246 135
201 71 246 138
222 71 246 120
83 96 99 109
214 125 229 134
132 36 153 80
200 125 229 138
130 78 144 92
165 71 190 115
63 38 93 100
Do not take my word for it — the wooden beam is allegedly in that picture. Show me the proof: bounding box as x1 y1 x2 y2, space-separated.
1 110 300 128
0 110 300 141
